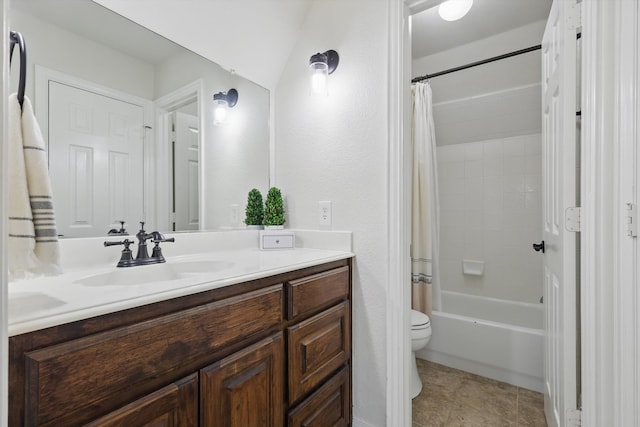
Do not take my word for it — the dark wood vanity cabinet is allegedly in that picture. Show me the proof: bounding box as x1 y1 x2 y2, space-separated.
9 258 352 427
85 373 199 427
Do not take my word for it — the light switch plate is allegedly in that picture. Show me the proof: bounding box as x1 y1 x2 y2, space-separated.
259 230 295 250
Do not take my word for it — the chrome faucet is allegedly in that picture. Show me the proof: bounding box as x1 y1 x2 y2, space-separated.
105 222 175 267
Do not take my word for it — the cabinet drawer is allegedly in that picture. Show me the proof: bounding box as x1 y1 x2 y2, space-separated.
84 373 198 427
287 266 349 320
24 285 282 426
287 301 350 404
288 366 351 427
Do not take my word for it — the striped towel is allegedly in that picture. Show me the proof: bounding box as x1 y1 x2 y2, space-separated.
8 94 61 280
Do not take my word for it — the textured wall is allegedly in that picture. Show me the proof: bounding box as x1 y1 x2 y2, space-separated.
437 134 543 303
274 0 391 424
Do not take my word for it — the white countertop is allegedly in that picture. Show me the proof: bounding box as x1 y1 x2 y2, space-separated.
8 230 353 337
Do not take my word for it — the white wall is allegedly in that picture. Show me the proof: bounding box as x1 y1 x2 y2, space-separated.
413 21 545 147
155 51 270 229
92 0 313 91
274 0 391 424
437 134 543 304
413 20 545 103
9 8 154 101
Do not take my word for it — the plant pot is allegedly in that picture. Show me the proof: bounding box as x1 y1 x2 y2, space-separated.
264 225 284 230
246 225 264 230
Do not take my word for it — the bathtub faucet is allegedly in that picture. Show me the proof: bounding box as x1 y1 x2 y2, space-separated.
104 222 175 267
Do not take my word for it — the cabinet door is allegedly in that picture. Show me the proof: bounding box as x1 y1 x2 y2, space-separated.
200 333 285 427
84 373 197 427
288 366 351 427
288 302 350 405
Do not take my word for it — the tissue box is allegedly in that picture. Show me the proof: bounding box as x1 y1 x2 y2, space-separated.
259 230 295 250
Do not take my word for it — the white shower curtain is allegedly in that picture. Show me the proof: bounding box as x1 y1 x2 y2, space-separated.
411 82 440 316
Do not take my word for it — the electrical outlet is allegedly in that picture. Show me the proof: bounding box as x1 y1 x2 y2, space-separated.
231 204 240 225
319 201 332 226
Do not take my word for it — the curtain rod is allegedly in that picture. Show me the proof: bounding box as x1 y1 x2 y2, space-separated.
411 44 542 83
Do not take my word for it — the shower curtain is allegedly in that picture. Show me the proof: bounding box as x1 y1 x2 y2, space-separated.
411 81 440 316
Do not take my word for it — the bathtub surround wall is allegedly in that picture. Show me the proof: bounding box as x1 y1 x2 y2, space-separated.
437 134 542 304
413 18 546 306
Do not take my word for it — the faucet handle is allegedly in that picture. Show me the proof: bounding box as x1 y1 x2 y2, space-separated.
104 239 135 267
104 239 134 248
152 237 175 243
150 235 174 262
149 231 174 243
107 220 128 235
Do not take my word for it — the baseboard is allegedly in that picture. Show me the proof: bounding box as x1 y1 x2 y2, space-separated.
352 416 378 427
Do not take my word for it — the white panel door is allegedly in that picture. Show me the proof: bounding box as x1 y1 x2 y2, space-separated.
541 1 578 426
48 82 144 238
173 112 199 231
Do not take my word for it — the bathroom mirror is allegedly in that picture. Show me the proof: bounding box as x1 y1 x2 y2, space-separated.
9 0 270 237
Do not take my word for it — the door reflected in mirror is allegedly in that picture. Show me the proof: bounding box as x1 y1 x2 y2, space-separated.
9 0 270 237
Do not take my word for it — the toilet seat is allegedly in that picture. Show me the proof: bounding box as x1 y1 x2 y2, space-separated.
411 310 430 330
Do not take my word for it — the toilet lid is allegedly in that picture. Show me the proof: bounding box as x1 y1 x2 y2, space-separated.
411 310 430 328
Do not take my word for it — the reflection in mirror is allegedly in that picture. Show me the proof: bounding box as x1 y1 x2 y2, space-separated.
9 0 270 237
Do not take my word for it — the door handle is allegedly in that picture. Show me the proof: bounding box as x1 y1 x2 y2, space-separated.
532 241 545 253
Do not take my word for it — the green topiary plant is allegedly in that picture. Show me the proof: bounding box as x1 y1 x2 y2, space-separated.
263 187 285 226
244 188 264 226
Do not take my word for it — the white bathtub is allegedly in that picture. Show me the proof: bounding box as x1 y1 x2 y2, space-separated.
416 290 544 392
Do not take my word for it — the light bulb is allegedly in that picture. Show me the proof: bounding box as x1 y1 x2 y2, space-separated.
309 54 329 96
213 100 228 125
438 0 473 21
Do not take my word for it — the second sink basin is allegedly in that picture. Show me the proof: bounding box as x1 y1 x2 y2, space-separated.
75 260 235 287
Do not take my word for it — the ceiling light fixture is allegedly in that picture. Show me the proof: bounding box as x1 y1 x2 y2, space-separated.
213 88 238 125
309 50 339 96
438 0 473 21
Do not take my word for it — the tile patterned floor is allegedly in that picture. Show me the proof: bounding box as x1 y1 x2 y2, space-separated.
413 359 548 427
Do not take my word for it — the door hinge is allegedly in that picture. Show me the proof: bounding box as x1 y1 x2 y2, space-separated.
566 408 581 426
170 212 176 223
565 207 581 232
626 203 637 237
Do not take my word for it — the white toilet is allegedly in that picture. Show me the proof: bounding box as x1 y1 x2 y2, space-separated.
411 309 432 399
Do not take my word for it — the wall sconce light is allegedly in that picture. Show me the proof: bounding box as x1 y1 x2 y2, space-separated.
309 50 339 96
213 88 238 125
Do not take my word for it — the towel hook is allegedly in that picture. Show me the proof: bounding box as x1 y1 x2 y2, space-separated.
9 30 27 110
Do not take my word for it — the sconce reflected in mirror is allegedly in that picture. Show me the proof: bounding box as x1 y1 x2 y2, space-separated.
309 50 339 96
213 88 238 125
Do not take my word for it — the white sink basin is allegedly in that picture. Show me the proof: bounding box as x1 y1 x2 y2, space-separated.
75 260 235 287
